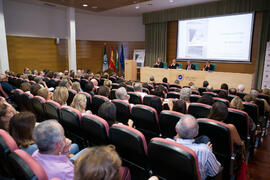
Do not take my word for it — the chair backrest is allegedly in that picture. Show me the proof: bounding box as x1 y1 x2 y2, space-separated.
236 92 247 100
0 129 18 177
166 92 180 99
255 98 265 117
159 110 184 138
211 64 217 71
131 105 159 142
112 83 120 89
192 63 199 70
32 96 47 119
213 97 230 107
109 77 116 83
44 100 61 120
169 84 181 89
128 92 143 104
99 78 106 86
202 91 218 97
176 62 183 69
126 85 134 92
21 92 34 112
150 89 165 98
242 102 259 125
197 118 234 179
60 106 82 134
109 89 117 100
191 90 200 95
187 103 212 118
198 87 206 95
213 89 227 94
142 87 150 94
67 89 77 105
257 93 270 104
228 94 237 102
190 94 201 103
109 124 148 168
80 114 109 145
80 79 88 91
143 95 159 106
111 99 132 125
80 92 92 110
8 149 48 180
225 108 249 141
91 95 110 114
163 62 168 68
168 87 180 92
148 138 201 180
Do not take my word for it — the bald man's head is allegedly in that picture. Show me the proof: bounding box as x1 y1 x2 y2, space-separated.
176 115 198 139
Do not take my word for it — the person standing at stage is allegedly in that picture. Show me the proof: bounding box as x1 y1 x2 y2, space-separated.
153 58 164 68
185 60 195 70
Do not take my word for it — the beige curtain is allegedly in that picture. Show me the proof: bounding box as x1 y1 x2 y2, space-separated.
144 22 167 67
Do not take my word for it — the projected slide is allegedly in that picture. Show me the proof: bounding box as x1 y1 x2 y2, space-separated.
177 13 254 62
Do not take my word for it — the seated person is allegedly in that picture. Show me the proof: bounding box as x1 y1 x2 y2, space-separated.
52 86 69 105
185 60 195 70
74 145 132 180
71 82 82 93
229 88 237 95
71 93 92 115
172 99 186 114
0 97 17 131
180 88 191 110
0 74 16 96
237 84 245 93
98 85 110 98
220 83 229 91
203 81 209 88
172 115 221 179
134 82 147 99
168 59 179 69
218 90 228 100
32 120 82 180
37 88 52 100
30 84 41 96
153 58 164 68
115 87 131 104
198 94 214 105
9 112 38 155
203 60 214 71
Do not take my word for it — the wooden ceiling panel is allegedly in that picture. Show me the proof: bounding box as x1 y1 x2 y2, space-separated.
40 0 151 12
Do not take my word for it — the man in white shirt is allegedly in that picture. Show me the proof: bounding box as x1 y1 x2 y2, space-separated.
134 82 147 99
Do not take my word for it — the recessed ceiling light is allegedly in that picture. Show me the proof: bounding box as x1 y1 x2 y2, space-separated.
82 4 88 7
91 6 98 9
135 5 140 9
169 0 174 2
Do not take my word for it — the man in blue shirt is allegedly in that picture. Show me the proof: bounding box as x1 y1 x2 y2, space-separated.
173 115 221 180
0 74 16 96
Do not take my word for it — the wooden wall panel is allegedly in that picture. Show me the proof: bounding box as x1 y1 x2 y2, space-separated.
167 12 262 74
76 41 144 74
7 36 68 73
6 36 144 74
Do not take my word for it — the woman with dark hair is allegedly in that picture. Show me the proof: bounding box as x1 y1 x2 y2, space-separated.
198 94 214 105
98 102 117 127
150 96 163 114
172 99 186 114
98 85 110 97
208 102 243 147
9 112 38 155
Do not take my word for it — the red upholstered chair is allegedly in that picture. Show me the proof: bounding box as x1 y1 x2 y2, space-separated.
198 87 206 95
80 114 109 145
128 92 143 104
228 94 237 102
13 89 24 111
236 92 247 100
169 84 181 89
257 93 270 104
8 149 48 180
32 96 47 121
109 77 116 83
80 79 88 92
67 89 77 106
131 105 160 142
225 108 250 147
21 92 35 113
159 110 184 138
187 103 212 118
202 91 218 97
126 85 134 92
167 92 180 99
109 89 117 100
111 99 132 125
190 94 201 103
91 95 110 115
44 100 61 120
213 97 230 107
142 87 150 94
168 87 180 92
197 118 235 180
109 124 148 172
112 83 120 89
191 90 200 95
0 129 18 177
213 89 228 95
60 106 82 139
143 95 160 106
148 138 201 180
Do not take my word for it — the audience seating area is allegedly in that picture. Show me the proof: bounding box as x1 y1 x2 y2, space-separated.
0 74 269 180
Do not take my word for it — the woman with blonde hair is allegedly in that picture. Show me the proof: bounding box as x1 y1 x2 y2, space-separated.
71 82 82 93
230 96 244 110
52 86 69 105
71 93 91 115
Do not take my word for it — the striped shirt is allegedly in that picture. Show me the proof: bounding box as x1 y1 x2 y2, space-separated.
175 138 221 180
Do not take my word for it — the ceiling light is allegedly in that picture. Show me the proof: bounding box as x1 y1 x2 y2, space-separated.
82 4 88 7
135 5 140 9
169 0 174 2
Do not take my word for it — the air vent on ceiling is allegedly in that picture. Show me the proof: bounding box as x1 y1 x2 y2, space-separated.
43 3 56 7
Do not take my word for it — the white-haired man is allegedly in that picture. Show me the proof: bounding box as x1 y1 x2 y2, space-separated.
134 82 147 99
173 115 221 180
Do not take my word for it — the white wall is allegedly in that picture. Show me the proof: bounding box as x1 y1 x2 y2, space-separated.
3 0 145 41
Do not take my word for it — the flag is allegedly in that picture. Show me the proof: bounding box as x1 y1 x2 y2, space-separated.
115 46 119 70
109 46 116 72
120 44 125 70
102 45 108 72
